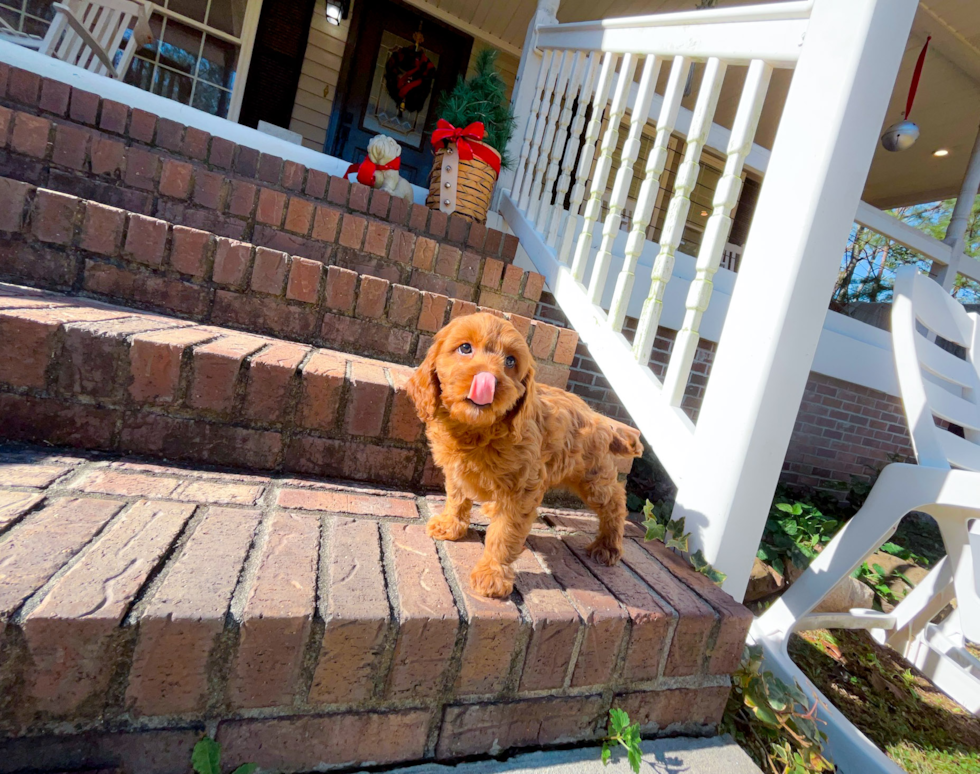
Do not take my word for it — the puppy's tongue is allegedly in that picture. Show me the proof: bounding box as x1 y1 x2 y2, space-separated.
467 372 496 405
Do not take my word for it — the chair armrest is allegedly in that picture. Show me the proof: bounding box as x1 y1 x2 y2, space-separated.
133 2 154 46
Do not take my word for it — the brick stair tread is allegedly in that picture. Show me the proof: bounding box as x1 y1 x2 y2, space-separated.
0 281 445 488
0 440 750 768
0 175 574 381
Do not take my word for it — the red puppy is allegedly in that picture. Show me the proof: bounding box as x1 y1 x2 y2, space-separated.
407 312 643 598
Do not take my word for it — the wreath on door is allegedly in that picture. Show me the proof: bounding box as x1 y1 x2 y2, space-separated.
384 44 436 116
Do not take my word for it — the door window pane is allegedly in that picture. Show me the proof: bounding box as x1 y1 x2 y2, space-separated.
206 0 247 37
198 32 237 87
165 0 205 24
159 17 202 74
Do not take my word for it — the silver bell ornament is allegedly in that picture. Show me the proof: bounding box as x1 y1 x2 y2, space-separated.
882 36 930 153
881 119 919 152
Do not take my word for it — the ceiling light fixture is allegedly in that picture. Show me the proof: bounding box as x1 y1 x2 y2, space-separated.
933 148 949 157
325 0 349 25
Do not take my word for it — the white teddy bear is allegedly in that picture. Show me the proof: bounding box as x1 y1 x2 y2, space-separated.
367 135 415 203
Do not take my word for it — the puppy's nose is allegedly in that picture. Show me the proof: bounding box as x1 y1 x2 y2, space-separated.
467 371 496 405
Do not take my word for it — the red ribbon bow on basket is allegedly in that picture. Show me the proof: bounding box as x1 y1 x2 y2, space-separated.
431 119 501 175
345 155 401 187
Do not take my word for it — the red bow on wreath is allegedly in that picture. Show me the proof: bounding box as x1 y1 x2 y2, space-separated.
431 119 501 175
345 155 401 187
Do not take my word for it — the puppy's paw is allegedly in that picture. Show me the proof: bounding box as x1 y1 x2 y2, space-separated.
470 561 514 598
586 538 623 566
426 514 469 541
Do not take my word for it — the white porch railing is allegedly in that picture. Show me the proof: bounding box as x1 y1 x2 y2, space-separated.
500 0 918 599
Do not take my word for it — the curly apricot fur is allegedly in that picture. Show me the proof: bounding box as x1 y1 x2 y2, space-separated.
407 313 643 598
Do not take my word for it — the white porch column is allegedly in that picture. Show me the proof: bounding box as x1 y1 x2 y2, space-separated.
670 0 918 600
932 122 980 291
497 0 559 198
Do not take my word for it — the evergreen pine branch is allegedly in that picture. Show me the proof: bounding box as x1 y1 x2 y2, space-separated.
436 47 516 169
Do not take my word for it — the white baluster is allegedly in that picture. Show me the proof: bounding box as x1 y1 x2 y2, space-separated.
563 53 616 272
528 53 576 225
608 56 688 332
587 55 662 305
519 52 564 212
536 53 586 234
663 60 773 405
547 53 600 249
569 54 636 285
510 49 555 204
633 57 727 365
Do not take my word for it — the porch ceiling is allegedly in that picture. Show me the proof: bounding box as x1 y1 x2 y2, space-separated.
415 0 980 208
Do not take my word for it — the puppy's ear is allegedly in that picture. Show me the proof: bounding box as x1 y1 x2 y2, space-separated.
407 331 444 422
509 360 538 442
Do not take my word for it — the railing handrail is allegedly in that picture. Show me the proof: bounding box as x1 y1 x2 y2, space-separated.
534 2 811 65
537 1 815 34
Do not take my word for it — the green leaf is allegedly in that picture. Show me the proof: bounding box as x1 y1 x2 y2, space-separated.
626 493 645 513
601 743 611 766
231 766 258 774
192 737 221 774
781 519 798 536
627 746 643 774
642 500 656 520
775 502 795 513
668 516 686 536
644 520 666 542
609 707 630 735
792 503 803 516
700 564 728 586
666 533 689 552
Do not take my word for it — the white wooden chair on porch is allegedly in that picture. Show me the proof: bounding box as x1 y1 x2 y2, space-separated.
753 264 980 772
0 0 153 80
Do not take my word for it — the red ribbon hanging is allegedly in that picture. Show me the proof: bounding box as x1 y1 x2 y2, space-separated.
905 35 930 120
431 119 501 175
345 155 401 187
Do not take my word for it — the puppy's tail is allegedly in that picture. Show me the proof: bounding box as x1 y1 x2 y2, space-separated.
607 419 643 458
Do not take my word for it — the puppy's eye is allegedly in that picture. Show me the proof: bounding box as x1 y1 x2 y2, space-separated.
458 343 472 355
505 355 516 368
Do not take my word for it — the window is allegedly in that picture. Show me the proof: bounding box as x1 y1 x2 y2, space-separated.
0 0 258 120
0 0 55 37
125 0 251 118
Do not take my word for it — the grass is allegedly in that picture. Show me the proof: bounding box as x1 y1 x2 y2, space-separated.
790 629 980 774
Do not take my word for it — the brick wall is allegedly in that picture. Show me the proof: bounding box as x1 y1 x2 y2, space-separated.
0 64 530 309
0 177 573 380
535 293 916 489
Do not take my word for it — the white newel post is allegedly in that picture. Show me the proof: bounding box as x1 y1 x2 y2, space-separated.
933 122 980 290
671 0 918 600
497 0 560 201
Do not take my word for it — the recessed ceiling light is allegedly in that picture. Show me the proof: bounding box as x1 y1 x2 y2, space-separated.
933 148 949 157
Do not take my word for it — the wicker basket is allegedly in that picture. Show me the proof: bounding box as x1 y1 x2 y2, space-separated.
427 141 500 224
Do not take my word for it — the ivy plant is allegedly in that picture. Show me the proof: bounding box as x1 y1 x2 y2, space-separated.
641 498 727 585
721 645 834 774
602 708 643 773
192 737 257 774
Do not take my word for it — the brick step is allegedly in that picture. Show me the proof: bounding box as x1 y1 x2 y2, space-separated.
0 282 442 487
0 177 572 378
0 64 523 298
0 441 750 774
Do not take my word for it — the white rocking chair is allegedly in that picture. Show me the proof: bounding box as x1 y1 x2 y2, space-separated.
753 265 980 773
0 0 153 79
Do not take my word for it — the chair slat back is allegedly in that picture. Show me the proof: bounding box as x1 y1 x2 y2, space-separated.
892 266 980 470
40 0 150 79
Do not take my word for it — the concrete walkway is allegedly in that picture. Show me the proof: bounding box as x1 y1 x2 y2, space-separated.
354 736 763 774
